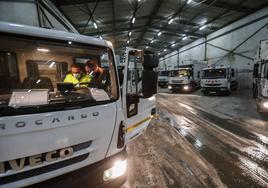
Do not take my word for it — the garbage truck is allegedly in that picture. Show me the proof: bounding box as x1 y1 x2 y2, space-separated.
157 70 169 88
168 61 205 92
201 65 238 95
253 39 268 112
0 21 158 187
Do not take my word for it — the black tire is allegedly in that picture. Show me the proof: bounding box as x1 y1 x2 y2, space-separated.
190 82 196 92
257 102 262 113
225 90 231 96
203 91 209 96
253 85 258 99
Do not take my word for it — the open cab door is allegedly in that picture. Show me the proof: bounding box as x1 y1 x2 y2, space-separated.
122 47 159 143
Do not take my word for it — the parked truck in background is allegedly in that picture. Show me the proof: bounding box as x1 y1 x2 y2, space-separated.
253 39 268 112
158 70 169 88
201 65 238 95
168 61 205 92
0 22 158 187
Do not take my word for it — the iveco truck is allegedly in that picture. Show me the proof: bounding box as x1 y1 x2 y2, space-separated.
168 61 205 92
201 65 238 95
253 39 268 112
0 22 158 187
157 70 169 88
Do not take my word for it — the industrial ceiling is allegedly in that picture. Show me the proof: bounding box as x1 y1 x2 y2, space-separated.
51 0 268 56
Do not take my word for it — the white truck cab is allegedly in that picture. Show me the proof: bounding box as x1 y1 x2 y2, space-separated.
253 39 268 112
201 65 238 95
157 70 169 88
0 22 158 187
168 62 205 92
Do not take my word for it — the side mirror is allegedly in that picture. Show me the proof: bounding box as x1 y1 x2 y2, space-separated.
143 54 159 69
142 70 158 98
142 54 159 98
253 64 259 78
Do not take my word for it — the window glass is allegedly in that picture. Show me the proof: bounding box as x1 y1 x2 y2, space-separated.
158 71 169 76
127 52 143 95
202 69 226 79
170 69 190 77
0 35 118 116
262 61 268 78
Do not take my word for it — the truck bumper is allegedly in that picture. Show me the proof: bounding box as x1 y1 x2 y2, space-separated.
168 84 190 91
201 87 229 92
26 149 127 188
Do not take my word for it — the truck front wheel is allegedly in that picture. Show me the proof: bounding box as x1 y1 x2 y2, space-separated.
253 85 258 99
257 102 262 113
203 90 209 96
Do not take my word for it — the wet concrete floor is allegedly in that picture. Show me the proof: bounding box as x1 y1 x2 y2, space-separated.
122 89 268 188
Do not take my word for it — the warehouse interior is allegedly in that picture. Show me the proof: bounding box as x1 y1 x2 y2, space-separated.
0 0 268 188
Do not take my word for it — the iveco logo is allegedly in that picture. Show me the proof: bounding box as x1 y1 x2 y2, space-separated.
0 147 74 174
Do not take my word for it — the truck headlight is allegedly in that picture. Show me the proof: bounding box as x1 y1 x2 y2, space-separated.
263 102 268 109
103 159 127 181
168 85 172 90
183 85 189 90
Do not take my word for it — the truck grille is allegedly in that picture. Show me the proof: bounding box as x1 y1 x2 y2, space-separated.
0 141 92 185
204 84 221 86
172 80 183 83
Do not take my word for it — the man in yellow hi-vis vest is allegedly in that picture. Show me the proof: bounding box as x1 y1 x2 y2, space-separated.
64 64 91 86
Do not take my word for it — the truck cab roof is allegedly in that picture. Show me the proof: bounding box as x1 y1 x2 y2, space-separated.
0 21 112 49
203 65 229 70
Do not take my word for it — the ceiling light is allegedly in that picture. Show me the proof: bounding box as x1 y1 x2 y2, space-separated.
182 36 188 40
138 0 141 2
36 79 41 84
49 61 55 68
158 52 161 55
145 46 149 49
37 48 49 52
171 43 176 47
150 40 154 44
157 32 162 36
199 25 207 30
129 31 132 36
187 0 192 4
164 49 167 52
68 41 72 44
168 18 174 24
132 17 136 24
93 22 98 29
127 40 130 44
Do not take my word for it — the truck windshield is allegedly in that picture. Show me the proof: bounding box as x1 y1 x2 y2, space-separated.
158 71 169 76
0 34 118 116
170 69 189 77
202 69 226 79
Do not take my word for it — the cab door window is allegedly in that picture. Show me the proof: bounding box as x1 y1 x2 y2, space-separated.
126 51 143 118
